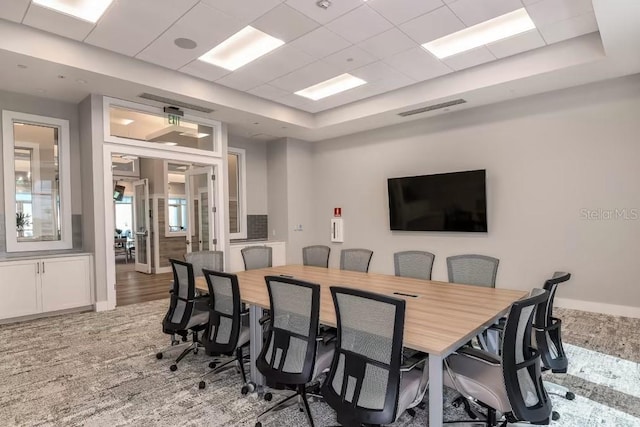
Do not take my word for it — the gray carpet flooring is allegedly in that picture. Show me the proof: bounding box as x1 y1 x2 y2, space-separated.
0 300 638 426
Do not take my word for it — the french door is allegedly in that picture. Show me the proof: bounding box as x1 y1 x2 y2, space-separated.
132 179 151 274
185 166 216 254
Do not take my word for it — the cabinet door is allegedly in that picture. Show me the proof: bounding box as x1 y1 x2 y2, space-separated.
0 261 40 320
40 256 92 312
268 242 286 267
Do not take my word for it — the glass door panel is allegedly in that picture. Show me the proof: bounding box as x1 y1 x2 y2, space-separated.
185 167 215 254
133 179 151 274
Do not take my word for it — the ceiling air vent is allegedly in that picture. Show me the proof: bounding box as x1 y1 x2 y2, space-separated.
398 99 466 117
138 93 215 114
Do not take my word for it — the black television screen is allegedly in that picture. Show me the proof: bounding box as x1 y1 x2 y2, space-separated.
388 169 487 232
113 184 125 202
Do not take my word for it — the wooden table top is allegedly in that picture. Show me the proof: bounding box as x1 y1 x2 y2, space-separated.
195 265 527 356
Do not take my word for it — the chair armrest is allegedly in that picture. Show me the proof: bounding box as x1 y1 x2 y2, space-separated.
240 309 250 317
401 353 429 372
259 314 271 325
456 347 501 366
316 330 337 345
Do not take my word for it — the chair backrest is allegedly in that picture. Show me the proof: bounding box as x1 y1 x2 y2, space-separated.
447 254 499 287
163 259 197 331
256 276 320 385
501 288 552 423
340 248 373 273
201 269 242 354
241 245 272 270
535 272 571 372
322 287 405 426
184 250 224 277
393 251 435 280
302 245 331 268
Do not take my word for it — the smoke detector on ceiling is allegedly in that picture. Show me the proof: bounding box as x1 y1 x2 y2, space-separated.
316 0 331 9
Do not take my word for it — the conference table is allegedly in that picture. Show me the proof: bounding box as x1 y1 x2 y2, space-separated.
195 265 527 427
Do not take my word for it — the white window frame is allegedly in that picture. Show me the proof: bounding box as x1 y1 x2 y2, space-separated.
2 110 72 252
103 97 223 158
163 160 189 237
228 147 247 240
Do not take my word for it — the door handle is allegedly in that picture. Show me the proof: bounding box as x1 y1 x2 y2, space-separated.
185 240 191 245
37 262 39 274
42 261 45 274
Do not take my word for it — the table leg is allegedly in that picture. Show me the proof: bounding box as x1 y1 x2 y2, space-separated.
249 304 265 388
429 354 444 427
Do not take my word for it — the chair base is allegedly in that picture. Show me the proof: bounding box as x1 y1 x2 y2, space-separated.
199 346 250 390
256 384 315 427
543 381 575 400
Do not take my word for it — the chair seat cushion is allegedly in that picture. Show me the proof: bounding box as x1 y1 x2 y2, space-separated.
396 367 427 419
186 309 209 330
444 352 511 414
312 341 335 379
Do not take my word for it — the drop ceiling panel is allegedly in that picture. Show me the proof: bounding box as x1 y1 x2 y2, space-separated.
269 60 344 92
400 6 466 44
384 47 453 81
441 46 496 71
248 84 290 100
199 0 284 25
323 45 377 73
179 60 231 82
285 0 363 25
447 0 523 26
23 4 95 41
229 44 315 83
277 93 312 109
252 4 319 43
85 0 199 57
288 27 351 59
367 0 444 25
0 0 29 23
487 29 546 58
357 28 417 60
215 72 265 92
326 5 394 44
526 0 593 27
538 12 598 45
350 61 413 84
136 3 244 70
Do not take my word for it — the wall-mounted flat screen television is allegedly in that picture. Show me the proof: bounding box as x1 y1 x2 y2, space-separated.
113 184 125 202
388 169 487 232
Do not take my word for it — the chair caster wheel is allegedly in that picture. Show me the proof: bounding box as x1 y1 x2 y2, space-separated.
242 382 255 395
182 336 188 342
417 402 426 410
194 348 199 355
156 352 163 360
452 397 463 408
209 362 217 369
566 392 576 400
264 392 273 401
255 422 262 427
170 364 178 372
199 381 206 390
407 408 416 417
552 411 560 421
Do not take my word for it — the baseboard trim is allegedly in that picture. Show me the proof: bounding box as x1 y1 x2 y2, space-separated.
555 297 640 318
155 267 172 274
0 305 93 325
95 300 116 312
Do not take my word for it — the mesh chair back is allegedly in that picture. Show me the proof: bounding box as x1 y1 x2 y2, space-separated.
340 248 374 273
185 251 224 277
394 251 435 280
302 245 331 268
322 287 405 426
535 272 571 372
201 269 242 355
447 254 499 287
241 246 272 270
257 276 320 385
501 288 552 423
163 259 197 331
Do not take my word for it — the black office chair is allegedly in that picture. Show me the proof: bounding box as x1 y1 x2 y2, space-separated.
322 287 429 427
303 245 331 268
394 250 436 280
535 272 575 401
254 276 334 427
185 250 224 276
447 254 499 287
340 248 373 273
156 259 209 371
197 270 251 392
444 288 557 426
241 246 272 270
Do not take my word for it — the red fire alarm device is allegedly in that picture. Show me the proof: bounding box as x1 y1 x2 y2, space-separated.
334 207 342 217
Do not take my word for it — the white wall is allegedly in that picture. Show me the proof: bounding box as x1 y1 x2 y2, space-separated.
228 134 268 215
267 138 288 242
285 138 314 264
309 75 640 313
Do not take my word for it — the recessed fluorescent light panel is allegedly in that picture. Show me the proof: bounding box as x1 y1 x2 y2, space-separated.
33 0 114 23
199 26 284 71
422 8 536 59
295 74 367 101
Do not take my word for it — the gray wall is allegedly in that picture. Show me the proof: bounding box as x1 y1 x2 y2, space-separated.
0 89 82 253
267 138 288 242
285 138 314 264
309 75 640 309
228 134 268 215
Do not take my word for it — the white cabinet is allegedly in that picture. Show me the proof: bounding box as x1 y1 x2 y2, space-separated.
228 241 286 273
0 255 92 321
